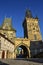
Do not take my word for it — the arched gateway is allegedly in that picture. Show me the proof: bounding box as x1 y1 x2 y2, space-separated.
14 38 31 58
15 44 29 58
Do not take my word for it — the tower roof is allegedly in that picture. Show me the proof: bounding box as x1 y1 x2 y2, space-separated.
0 17 16 32
25 9 32 18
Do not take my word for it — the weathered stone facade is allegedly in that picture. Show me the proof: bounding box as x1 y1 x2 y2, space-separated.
0 33 14 59
0 9 43 58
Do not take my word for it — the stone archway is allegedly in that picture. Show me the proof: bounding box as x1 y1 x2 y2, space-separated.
15 44 29 58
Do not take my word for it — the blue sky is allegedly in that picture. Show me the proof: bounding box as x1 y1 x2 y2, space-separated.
0 0 43 39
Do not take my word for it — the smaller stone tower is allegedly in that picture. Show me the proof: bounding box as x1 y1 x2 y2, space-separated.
0 17 16 40
23 9 42 40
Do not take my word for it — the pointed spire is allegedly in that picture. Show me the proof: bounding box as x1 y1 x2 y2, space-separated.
35 15 38 20
25 9 32 18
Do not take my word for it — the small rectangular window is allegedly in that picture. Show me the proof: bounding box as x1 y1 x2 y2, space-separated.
33 28 35 30
34 34 37 40
35 49 37 54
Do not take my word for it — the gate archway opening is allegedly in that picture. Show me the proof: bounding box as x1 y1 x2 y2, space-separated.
16 45 29 58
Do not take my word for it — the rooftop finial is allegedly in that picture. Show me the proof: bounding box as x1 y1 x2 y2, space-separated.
35 15 38 19
25 9 32 18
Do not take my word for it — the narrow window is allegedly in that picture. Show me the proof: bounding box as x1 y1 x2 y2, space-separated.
34 34 37 40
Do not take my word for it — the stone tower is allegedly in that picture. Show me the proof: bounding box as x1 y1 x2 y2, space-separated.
2 18 12 30
23 9 42 40
0 17 16 40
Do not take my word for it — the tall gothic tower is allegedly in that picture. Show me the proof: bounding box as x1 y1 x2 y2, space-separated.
23 9 42 40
